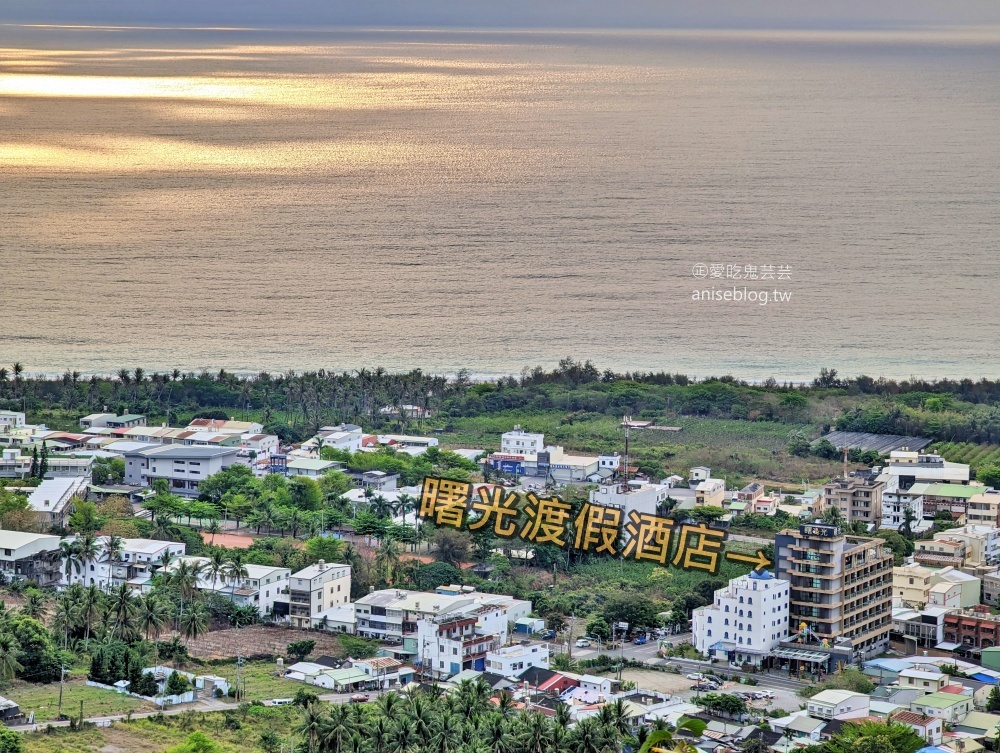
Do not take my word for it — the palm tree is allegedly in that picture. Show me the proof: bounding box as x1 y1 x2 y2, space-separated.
52 596 79 649
179 601 209 644
637 718 707 753
169 559 205 627
77 533 101 588
56 540 82 583
205 519 221 545
137 594 171 640
206 550 227 595
104 534 125 564
80 584 103 648
224 551 249 599
109 583 138 639
21 592 46 619
375 540 401 584
0 634 22 681
297 701 326 753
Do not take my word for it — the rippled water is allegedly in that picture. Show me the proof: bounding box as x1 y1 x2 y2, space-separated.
2 26 998 380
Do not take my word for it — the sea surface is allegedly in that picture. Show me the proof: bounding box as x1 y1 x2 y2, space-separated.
1 25 998 381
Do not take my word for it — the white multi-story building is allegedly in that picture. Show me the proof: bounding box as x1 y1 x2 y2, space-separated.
27 476 89 528
589 480 674 516
288 561 351 629
692 569 789 667
163 555 289 616
501 427 545 456
879 450 970 490
123 445 243 496
806 689 870 720
353 588 529 646
882 487 926 531
186 419 264 435
485 643 550 677
0 411 26 430
415 611 499 680
64 537 186 590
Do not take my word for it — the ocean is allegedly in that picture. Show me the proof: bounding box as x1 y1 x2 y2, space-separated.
1 25 998 381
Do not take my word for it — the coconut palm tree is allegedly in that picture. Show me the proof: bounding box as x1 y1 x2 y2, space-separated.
637 718 707 753
56 540 82 583
137 594 171 640
76 533 102 588
52 595 79 649
374 540 401 584
79 584 103 648
179 601 209 644
297 701 326 753
0 634 22 681
205 519 221 545
206 550 227 595
224 551 249 598
20 592 46 619
109 583 138 639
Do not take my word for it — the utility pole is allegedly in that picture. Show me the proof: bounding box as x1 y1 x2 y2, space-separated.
57 662 65 718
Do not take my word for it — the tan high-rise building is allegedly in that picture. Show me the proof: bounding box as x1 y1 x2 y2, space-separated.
775 524 894 660
823 475 885 527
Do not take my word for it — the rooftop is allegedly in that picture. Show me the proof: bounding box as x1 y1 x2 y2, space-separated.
914 692 970 709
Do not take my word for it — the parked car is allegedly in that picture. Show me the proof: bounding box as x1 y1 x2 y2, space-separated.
541 630 556 639
575 638 591 648
633 636 648 645
686 672 706 681
691 682 718 691
350 693 370 703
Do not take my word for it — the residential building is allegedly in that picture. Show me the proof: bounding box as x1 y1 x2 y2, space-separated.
917 526 1000 572
0 411 27 429
968 492 1000 528
943 608 1000 651
288 561 351 629
79 413 117 429
806 689 870 720
736 483 764 503
65 536 185 590
27 476 88 528
106 415 146 429
909 691 972 724
898 668 951 693
881 488 926 532
415 612 498 679
692 569 789 667
376 434 439 450
689 467 712 483
501 427 545 456
891 606 954 650
753 494 781 516
123 445 242 496
909 483 984 520
894 564 980 609
694 478 726 508
588 480 675 517
301 425 364 455
186 419 264 435
894 563 934 607
774 523 894 661
823 474 885 528
164 555 289 616
880 450 971 490
238 434 279 458
287 458 341 477
354 588 530 660
0 448 94 480
890 710 944 745
484 643 550 676
0 531 63 585
982 570 1000 607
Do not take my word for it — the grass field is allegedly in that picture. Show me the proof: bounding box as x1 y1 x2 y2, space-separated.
5 676 153 723
204 659 300 703
439 412 846 484
23 706 299 753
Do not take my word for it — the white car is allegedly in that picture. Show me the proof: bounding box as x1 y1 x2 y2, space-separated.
686 672 706 681
575 639 591 648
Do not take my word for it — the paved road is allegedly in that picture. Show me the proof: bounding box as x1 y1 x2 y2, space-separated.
664 657 809 693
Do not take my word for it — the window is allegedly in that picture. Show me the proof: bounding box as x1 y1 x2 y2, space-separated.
748 597 753 604
725 632 729 639
707 616 712 623
707 630 712 637
747 638 752 645
739 596 744 603
748 611 752 618
725 605 729 612
725 619 729 626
